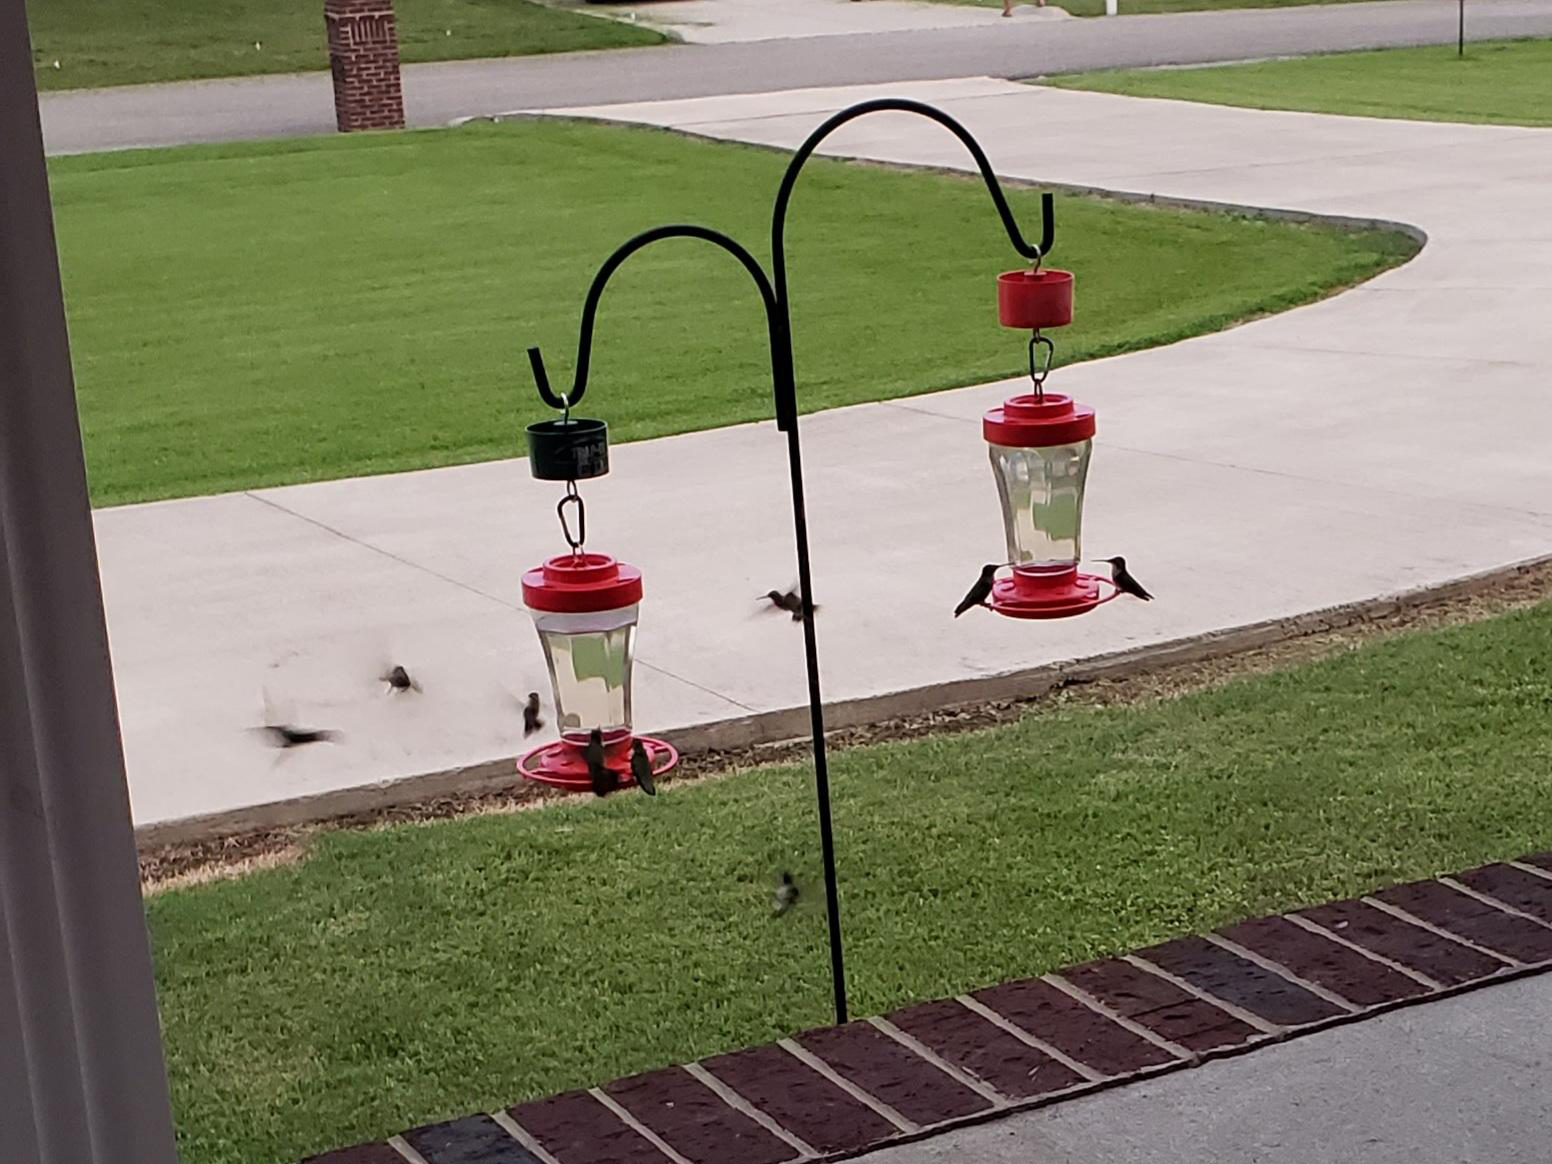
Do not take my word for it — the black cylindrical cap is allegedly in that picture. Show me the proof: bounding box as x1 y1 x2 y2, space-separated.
526 417 609 481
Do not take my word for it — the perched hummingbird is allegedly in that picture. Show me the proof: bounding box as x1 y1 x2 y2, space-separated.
261 724 340 749
586 727 618 797
954 564 1003 617
522 692 545 737
630 738 658 796
381 664 420 694
773 871 799 916
1102 556 1153 601
761 586 815 622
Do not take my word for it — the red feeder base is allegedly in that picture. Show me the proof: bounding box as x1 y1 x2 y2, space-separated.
517 732 679 792
990 563 1117 620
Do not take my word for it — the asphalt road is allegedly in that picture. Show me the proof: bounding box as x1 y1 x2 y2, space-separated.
37 0 1552 155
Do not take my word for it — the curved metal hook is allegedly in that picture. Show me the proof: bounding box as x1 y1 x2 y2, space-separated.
526 224 790 415
771 97 1055 284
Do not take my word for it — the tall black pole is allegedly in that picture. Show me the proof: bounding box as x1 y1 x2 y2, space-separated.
528 99 1055 1028
1458 0 1465 57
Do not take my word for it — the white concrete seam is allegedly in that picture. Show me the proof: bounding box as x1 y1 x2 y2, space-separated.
683 1061 817 1158
1041 972 1193 1058
1439 876 1552 933
1361 895 1522 968
1204 932 1360 1013
1509 860 1552 884
1284 912 1444 990
489 1111 565 1164
388 1136 432 1164
777 1037 919 1133
588 1087 695 1164
866 1015 1007 1106
953 994 1105 1083
1121 955 1281 1036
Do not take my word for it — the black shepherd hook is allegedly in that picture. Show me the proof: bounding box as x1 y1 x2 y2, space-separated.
523 99 1054 1027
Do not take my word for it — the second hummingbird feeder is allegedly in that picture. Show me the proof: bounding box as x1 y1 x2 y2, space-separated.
985 260 1116 618
518 552 679 789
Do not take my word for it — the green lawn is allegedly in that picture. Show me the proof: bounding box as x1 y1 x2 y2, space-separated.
946 0 1400 16
1045 38 1552 126
26 0 663 91
50 120 1414 507
149 599 1552 1164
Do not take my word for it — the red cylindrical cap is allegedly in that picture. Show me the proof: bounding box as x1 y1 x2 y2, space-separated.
522 553 643 613
983 393 1096 448
997 269 1074 329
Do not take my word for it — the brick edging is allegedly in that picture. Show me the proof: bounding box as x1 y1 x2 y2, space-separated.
303 855 1552 1164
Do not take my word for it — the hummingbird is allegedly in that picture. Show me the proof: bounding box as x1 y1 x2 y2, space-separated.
630 739 658 796
260 724 340 749
1102 556 1153 601
954 564 1003 617
381 665 420 694
773 871 799 916
522 692 544 737
761 586 815 622
586 727 618 797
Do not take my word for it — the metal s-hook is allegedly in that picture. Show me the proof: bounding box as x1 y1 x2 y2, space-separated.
557 480 586 555
1028 330 1054 400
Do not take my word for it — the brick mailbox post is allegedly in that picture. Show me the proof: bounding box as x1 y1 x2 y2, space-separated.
324 0 406 132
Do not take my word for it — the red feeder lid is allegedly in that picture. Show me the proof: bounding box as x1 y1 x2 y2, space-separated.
983 393 1096 448
522 553 642 613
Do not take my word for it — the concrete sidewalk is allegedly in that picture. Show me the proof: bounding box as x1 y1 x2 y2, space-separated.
855 970 1552 1164
105 77 1552 834
38 0 1552 155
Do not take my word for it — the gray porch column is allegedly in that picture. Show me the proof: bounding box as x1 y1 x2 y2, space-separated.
0 1 181 1160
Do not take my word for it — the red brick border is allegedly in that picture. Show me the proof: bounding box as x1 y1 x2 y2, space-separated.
300 857 1552 1163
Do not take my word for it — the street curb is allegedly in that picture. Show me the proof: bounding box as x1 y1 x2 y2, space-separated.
134 551 1552 849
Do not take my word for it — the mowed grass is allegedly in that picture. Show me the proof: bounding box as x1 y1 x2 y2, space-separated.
27 0 663 91
148 600 1552 1164
49 120 1414 507
1045 37 1552 126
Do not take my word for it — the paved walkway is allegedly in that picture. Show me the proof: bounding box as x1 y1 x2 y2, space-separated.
39 0 1552 154
857 971 1552 1164
302 854 1552 1163
552 0 1066 46
106 77 1552 833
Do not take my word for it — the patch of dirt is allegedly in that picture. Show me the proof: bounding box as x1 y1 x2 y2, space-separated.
139 560 1552 891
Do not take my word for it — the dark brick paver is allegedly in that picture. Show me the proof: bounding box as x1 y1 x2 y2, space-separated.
1138 936 1346 1027
887 997 1087 1099
402 1114 541 1164
1060 957 1261 1052
604 1066 796 1164
509 1090 668 1164
1374 879 1552 964
797 1021 992 1126
703 1043 900 1156
1220 915 1427 1007
971 977 1178 1076
1455 864 1552 925
1298 898 1506 985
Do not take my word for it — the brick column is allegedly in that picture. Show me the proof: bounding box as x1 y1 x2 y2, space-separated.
324 0 406 133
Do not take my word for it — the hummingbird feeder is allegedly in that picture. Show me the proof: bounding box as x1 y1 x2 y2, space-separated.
985 263 1116 619
517 408 677 790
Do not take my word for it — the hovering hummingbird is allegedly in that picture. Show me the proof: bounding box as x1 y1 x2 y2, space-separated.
954 564 1003 617
773 871 799 916
761 585 815 622
630 739 658 796
260 724 340 749
522 692 545 737
586 727 618 797
381 665 420 694
1102 556 1153 601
